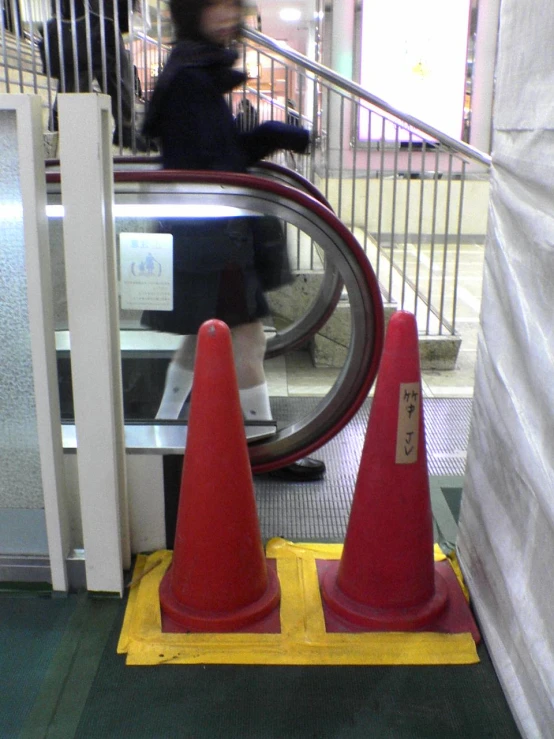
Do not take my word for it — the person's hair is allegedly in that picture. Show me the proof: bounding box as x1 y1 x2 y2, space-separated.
169 0 243 42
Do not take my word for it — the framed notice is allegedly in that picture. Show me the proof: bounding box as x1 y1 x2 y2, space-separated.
119 232 173 311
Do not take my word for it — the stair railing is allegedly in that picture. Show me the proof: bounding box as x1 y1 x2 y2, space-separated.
0 11 492 338
239 29 492 339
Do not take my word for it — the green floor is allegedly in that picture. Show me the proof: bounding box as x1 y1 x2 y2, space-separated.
2 478 521 739
2 590 520 739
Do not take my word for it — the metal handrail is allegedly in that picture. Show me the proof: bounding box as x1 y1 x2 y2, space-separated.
240 28 490 345
243 28 491 169
1 10 488 343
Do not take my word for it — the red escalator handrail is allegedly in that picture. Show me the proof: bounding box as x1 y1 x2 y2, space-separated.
247 161 335 212
47 158 334 209
46 167 385 464
111 169 383 459
46 167 342 343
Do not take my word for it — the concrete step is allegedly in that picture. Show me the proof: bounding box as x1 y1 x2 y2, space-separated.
0 31 38 66
309 299 461 371
0 65 55 90
1 53 38 75
267 272 461 371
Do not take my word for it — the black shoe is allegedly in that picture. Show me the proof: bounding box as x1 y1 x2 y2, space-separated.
268 457 326 482
113 127 158 153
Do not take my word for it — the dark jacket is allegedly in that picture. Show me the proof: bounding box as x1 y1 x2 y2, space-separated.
41 0 131 77
55 0 131 30
140 40 308 335
142 41 310 171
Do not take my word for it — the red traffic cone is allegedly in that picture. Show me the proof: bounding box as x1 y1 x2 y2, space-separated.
159 319 280 632
320 311 449 629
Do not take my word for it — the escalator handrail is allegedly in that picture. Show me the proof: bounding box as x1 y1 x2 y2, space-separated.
109 170 383 460
47 167 385 468
46 160 333 211
49 162 383 363
47 156 334 212
241 162 342 357
47 163 344 357
106 157 334 210
247 161 335 212
47 157 335 215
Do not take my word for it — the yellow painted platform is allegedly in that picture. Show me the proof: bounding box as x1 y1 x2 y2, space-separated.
117 539 479 666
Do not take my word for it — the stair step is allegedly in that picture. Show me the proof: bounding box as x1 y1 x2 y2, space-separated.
0 31 39 62
1 51 40 74
0 65 54 86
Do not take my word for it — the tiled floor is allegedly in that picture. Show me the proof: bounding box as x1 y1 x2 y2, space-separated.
420 241 484 398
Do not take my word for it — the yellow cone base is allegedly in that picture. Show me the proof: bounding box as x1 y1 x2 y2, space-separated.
117 539 479 666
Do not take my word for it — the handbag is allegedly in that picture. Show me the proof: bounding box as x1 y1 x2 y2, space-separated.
251 215 294 291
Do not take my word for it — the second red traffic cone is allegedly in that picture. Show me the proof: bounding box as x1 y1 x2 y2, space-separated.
320 310 449 629
159 319 280 632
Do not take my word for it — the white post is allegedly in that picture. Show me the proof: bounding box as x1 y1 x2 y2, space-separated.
326 0 356 173
469 0 502 153
58 93 130 595
0 94 71 591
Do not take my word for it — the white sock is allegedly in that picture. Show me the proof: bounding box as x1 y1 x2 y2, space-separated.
156 362 194 419
239 382 273 421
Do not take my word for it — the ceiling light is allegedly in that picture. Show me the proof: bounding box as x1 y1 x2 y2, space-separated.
279 8 302 22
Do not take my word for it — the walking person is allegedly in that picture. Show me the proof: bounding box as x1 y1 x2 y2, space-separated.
40 0 153 150
141 0 325 480
235 97 258 132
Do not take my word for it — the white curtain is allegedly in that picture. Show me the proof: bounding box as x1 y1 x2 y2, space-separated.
457 1 554 737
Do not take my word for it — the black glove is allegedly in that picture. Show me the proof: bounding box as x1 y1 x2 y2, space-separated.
252 121 311 154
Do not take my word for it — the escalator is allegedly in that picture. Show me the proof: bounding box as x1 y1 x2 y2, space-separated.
47 164 384 473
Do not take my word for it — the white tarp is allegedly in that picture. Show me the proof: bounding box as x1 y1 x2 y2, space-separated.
457 1 554 736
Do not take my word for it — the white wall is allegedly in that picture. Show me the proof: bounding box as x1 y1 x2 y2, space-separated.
457 1 554 736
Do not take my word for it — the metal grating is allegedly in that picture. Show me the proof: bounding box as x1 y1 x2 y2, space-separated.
255 397 472 542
